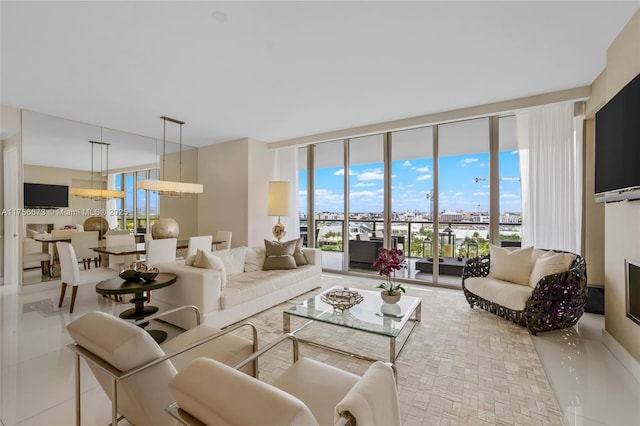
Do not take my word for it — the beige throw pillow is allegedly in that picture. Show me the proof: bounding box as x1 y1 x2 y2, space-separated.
193 249 227 289
244 246 266 272
529 252 576 287
263 255 298 270
487 245 534 286
263 239 298 270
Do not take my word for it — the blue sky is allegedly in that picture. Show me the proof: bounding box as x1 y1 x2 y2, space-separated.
300 151 522 214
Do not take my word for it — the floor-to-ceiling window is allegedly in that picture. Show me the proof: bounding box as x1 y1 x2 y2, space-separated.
348 134 384 273
115 168 159 232
498 115 522 245
298 147 309 246
302 113 524 288
390 126 434 279
314 140 345 270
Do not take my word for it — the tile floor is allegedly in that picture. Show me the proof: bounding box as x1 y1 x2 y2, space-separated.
1 274 639 426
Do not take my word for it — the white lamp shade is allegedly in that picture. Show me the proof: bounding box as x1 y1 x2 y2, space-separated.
268 181 290 216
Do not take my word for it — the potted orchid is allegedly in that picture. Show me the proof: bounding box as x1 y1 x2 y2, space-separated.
373 246 406 303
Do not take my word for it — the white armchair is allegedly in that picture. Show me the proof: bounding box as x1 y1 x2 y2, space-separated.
146 238 177 267
66 306 258 426
71 230 100 269
167 334 401 426
214 230 232 251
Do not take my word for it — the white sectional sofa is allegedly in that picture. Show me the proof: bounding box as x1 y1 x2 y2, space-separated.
153 245 322 329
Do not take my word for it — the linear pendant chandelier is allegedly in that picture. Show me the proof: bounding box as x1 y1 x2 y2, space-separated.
139 116 203 195
70 139 126 199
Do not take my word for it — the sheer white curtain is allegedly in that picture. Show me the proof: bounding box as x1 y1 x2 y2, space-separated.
105 174 118 230
516 102 583 253
272 147 300 240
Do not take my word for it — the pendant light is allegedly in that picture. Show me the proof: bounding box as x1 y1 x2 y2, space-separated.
70 131 126 199
139 116 203 194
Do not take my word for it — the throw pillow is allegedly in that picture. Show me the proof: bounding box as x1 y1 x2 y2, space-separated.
529 252 576 287
264 238 308 266
487 244 534 286
212 246 247 275
263 255 298 270
264 239 297 256
263 239 298 270
244 246 266 272
184 254 197 266
293 238 308 266
192 249 227 289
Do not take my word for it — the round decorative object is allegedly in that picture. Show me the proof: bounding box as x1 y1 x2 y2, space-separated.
83 216 109 239
152 217 180 239
321 289 364 311
272 223 286 241
119 268 140 281
140 267 160 282
381 291 401 304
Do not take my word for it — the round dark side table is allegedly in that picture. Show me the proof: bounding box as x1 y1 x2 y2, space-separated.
96 272 177 343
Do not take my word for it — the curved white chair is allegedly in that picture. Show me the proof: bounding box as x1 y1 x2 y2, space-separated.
187 235 213 256
214 230 232 251
167 335 401 426
67 308 258 426
71 230 100 269
146 238 177 267
105 234 135 271
56 242 117 313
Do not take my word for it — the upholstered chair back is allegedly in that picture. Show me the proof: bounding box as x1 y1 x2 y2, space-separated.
67 311 178 426
187 235 213 256
146 238 177 267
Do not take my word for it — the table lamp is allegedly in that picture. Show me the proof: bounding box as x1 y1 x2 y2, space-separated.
268 181 290 241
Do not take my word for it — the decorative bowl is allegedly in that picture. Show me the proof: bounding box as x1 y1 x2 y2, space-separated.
320 289 363 311
140 268 160 282
119 269 140 281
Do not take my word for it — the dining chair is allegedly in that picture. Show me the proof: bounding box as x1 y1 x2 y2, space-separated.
66 307 258 426
166 334 401 426
23 237 52 276
146 238 177 267
187 235 213 256
214 230 232 251
56 242 118 313
71 231 100 269
105 234 136 271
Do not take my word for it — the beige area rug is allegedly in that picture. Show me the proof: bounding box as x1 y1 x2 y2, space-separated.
238 273 564 426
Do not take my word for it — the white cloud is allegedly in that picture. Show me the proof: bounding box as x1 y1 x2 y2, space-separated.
459 158 479 167
472 191 489 196
357 168 384 181
350 190 382 199
416 166 430 172
501 193 517 198
511 150 519 155
416 174 432 181
402 160 412 167
333 168 355 176
353 182 376 187
455 192 464 197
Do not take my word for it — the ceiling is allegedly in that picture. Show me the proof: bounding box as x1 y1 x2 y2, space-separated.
2 1 639 148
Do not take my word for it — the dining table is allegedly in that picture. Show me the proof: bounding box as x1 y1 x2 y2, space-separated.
91 240 226 256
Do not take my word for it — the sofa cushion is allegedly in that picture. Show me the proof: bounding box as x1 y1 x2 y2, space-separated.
529 251 576 287
245 246 266 272
264 255 298 270
264 239 297 270
223 265 318 309
487 245 534 286
193 249 227 289
465 277 533 311
292 238 308 266
212 246 247 275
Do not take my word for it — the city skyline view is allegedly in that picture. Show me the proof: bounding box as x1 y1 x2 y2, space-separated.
300 150 522 214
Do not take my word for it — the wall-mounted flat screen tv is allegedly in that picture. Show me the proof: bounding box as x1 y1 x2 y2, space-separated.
24 183 69 209
595 72 640 195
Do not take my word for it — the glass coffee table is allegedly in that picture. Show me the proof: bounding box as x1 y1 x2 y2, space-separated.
283 286 421 362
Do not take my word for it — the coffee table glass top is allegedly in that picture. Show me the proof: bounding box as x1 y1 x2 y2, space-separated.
284 286 421 338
